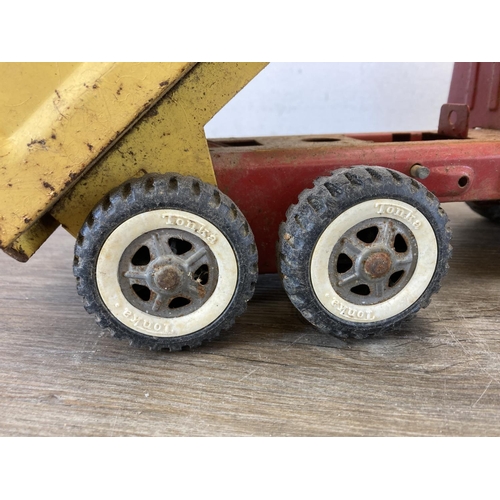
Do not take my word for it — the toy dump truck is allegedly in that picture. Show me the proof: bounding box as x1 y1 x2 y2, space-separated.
2 62 500 350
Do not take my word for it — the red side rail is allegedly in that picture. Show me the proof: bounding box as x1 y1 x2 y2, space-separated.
211 131 500 273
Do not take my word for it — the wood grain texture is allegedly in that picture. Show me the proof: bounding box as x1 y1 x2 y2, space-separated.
1 202 500 436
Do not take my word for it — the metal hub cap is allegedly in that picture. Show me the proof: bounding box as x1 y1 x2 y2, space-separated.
154 265 182 291
363 251 392 278
118 228 219 318
328 217 418 306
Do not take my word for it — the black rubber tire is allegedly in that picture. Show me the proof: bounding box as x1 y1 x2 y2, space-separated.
74 173 258 351
278 166 452 339
466 201 500 222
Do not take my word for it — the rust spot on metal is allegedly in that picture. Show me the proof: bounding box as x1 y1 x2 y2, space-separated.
156 267 181 290
7 183 12 187
144 105 159 118
3 245 29 262
27 139 46 148
63 173 78 188
364 252 392 278
196 283 206 299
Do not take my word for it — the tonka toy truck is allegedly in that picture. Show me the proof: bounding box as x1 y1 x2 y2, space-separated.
2 62 500 350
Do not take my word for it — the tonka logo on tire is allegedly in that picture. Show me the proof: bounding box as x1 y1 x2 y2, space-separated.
374 202 422 229
162 214 218 244
331 299 375 321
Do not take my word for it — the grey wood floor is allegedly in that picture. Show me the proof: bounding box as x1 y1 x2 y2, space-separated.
1 202 500 436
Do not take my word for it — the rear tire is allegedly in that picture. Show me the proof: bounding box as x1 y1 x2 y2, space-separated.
466 201 500 222
278 166 452 339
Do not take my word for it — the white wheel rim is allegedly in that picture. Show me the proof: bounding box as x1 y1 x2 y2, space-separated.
310 199 438 323
96 209 238 337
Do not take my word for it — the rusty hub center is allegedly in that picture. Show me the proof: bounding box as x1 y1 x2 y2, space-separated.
364 252 392 278
155 266 182 290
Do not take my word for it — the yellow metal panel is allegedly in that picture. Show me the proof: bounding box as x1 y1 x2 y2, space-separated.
0 63 81 138
0 62 195 249
3 214 60 262
52 62 267 237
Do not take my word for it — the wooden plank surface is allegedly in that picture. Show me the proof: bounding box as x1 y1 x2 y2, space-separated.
1 202 500 436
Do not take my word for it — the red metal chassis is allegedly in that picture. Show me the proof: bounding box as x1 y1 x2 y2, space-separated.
210 129 500 273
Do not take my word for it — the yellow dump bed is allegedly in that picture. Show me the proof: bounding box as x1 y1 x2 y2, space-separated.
0 62 266 261
0 63 195 255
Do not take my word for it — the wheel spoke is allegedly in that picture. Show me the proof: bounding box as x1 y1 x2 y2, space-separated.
340 238 363 258
393 252 414 271
184 247 208 272
151 294 163 312
336 268 359 287
373 281 385 298
187 281 204 298
123 268 148 281
377 221 396 247
149 232 172 259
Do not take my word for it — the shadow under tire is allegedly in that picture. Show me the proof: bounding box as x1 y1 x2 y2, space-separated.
278 166 452 339
73 173 258 350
